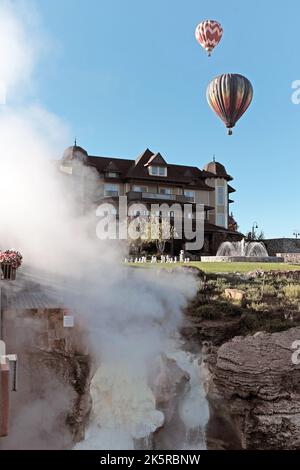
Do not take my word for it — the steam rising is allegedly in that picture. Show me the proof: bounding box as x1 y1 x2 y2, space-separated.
0 0 35 97
0 1 208 450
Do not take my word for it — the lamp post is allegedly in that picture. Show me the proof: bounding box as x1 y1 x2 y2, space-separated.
293 231 300 239
251 222 258 240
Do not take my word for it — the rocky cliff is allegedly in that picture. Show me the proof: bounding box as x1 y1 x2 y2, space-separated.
208 327 300 449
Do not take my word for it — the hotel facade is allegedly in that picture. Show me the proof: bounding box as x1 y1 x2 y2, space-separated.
60 145 242 255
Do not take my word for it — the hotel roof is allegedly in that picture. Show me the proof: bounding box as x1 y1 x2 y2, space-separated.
73 147 222 191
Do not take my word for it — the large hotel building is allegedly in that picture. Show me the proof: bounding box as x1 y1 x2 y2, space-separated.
60 145 241 255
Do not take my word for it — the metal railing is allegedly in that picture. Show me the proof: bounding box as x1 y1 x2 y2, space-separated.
104 190 119 197
126 191 195 203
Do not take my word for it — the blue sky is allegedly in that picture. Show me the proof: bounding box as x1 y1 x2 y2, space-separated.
33 0 300 238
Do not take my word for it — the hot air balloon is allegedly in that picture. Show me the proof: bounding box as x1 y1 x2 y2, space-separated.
195 20 223 57
206 74 253 135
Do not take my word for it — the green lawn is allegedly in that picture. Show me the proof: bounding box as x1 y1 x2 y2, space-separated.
127 261 299 274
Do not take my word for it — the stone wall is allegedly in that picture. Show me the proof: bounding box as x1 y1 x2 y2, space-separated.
264 238 300 256
1 307 92 448
201 256 282 263
276 253 300 264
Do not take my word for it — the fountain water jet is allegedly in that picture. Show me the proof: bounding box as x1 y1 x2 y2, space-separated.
201 238 283 263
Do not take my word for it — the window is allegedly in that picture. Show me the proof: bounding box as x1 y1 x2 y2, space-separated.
149 166 167 177
159 187 172 195
184 190 195 202
132 185 148 193
149 166 158 175
216 186 225 205
106 172 118 178
104 183 119 197
216 214 225 227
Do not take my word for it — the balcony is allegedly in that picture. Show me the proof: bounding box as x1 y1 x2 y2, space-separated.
126 191 194 203
104 190 119 198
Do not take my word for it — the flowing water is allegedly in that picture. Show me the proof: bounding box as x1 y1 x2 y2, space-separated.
75 339 209 450
167 345 209 450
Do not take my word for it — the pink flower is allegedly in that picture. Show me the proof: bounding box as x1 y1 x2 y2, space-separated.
0 250 23 268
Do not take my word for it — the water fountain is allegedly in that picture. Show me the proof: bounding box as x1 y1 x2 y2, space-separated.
201 238 283 263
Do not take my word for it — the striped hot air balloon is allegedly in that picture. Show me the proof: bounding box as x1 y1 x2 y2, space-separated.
206 74 253 135
195 20 223 57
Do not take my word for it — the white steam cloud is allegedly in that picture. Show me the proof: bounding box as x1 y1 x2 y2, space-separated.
0 0 207 450
0 0 42 102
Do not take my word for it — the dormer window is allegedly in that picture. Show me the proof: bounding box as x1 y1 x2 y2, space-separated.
104 160 120 179
149 166 167 177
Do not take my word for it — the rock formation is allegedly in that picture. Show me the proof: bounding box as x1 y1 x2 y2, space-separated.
224 288 245 303
1 303 92 449
208 327 300 449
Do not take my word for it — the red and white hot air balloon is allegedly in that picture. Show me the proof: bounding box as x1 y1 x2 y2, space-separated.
195 20 223 57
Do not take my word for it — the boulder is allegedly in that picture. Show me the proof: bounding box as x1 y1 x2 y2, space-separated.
224 288 245 303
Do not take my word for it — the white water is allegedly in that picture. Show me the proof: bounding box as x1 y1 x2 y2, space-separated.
79 364 164 450
167 343 210 450
217 238 269 257
76 341 209 450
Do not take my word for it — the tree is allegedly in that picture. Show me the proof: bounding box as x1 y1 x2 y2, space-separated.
246 229 265 242
257 230 265 241
127 215 176 256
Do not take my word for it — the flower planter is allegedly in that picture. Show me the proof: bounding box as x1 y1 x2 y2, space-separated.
0 250 22 280
1 263 17 281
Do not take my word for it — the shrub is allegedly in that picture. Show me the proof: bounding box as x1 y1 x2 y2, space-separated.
195 305 223 320
249 302 269 312
246 288 262 302
215 277 229 290
262 285 277 297
282 284 300 300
